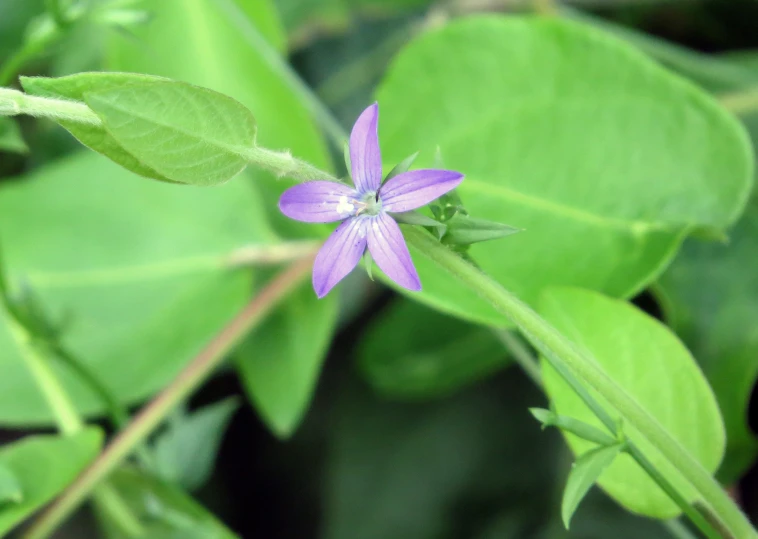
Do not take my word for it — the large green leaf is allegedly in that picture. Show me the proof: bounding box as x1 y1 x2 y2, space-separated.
99 467 238 539
658 200 758 482
105 0 335 435
376 16 753 326
539 288 725 518
235 280 337 437
358 299 509 399
0 428 102 535
0 152 276 424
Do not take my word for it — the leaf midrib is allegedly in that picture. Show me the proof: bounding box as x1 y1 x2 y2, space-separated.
87 91 253 159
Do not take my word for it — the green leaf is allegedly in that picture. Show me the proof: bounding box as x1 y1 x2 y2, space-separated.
85 79 258 186
539 287 725 518
0 118 28 154
441 214 521 246
153 397 240 492
21 73 174 182
562 443 625 529
235 281 337 437
0 152 276 425
529 408 618 446
658 200 758 482
376 16 753 326
0 463 22 505
99 467 238 539
358 299 509 398
0 428 102 535
390 211 446 239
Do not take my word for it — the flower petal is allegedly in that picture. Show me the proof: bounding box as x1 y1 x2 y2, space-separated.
313 218 367 298
380 169 464 213
349 103 383 194
366 213 421 291
279 181 359 223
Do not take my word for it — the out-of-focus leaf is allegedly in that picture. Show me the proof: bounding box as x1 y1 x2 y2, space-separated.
324 370 670 539
99 467 238 539
0 428 102 535
562 444 624 529
323 374 557 539
539 288 725 518
236 281 337 437
358 299 509 399
0 464 22 505
0 152 276 425
0 118 28 154
658 201 758 482
376 16 753 326
153 397 240 492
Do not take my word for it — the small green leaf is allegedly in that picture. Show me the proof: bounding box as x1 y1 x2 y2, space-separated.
384 151 419 182
0 464 22 505
442 214 521 246
0 118 28 155
363 250 374 281
358 299 509 398
529 408 618 446
0 428 102 535
152 397 240 492
99 467 239 539
21 73 173 182
85 79 257 186
562 444 625 529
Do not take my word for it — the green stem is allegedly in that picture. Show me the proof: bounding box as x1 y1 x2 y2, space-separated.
24 254 315 539
665 519 700 539
6 318 83 435
0 88 101 124
404 226 754 538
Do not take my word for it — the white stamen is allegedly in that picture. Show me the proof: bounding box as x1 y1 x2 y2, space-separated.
335 195 355 216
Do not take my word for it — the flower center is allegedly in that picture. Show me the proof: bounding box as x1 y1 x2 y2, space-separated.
354 191 382 217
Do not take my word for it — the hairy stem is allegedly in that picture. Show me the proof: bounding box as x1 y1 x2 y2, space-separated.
0 88 101 124
24 254 316 539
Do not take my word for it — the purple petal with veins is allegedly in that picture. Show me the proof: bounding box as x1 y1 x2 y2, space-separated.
366 212 421 291
349 103 383 194
279 181 359 223
380 169 464 213
313 217 368 298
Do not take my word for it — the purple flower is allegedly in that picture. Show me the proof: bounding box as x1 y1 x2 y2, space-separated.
279 103 464 298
